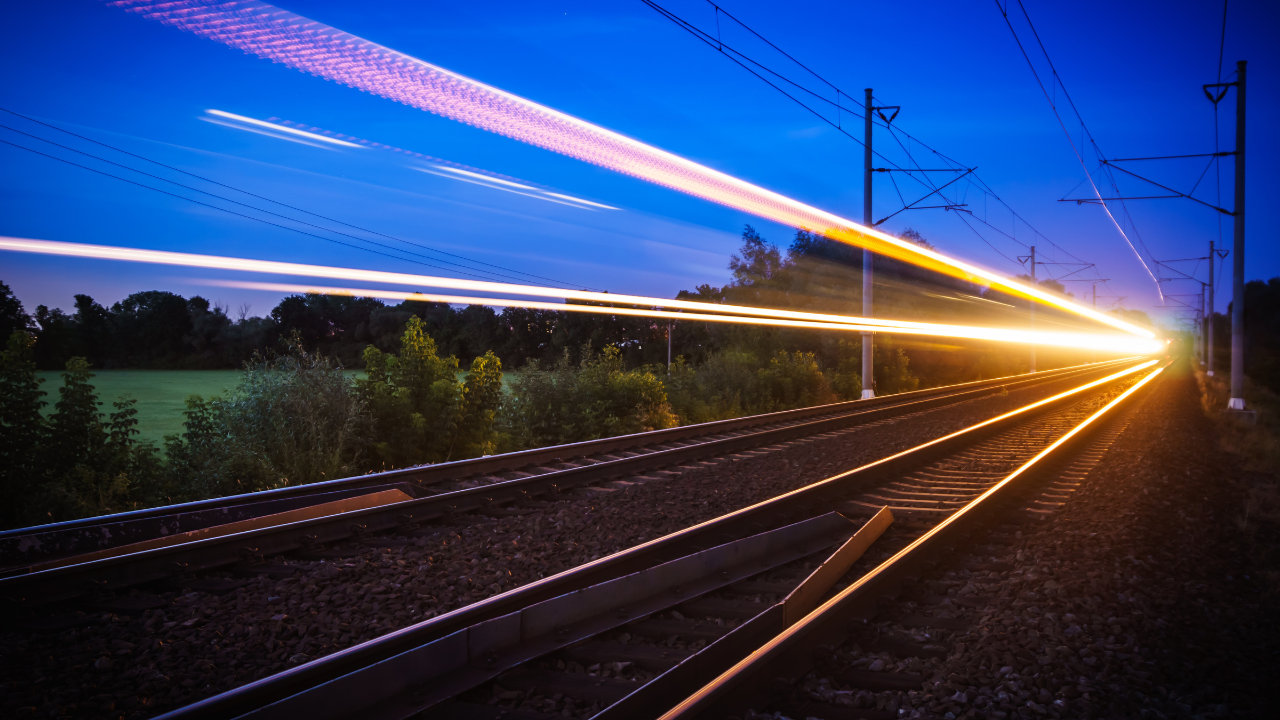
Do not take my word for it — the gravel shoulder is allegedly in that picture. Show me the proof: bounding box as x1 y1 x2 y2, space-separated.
779 360 1280 719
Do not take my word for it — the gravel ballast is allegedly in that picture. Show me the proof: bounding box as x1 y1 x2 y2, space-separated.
771 362 1279 719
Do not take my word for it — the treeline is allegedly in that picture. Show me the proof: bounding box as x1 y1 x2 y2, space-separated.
0 282 686 372
1206 277 1280 393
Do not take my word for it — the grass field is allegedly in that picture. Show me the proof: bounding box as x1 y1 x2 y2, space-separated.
34 369 501 447
36 370 248 446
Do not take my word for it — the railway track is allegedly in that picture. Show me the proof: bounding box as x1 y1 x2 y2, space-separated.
0 360 1132 608
659 359 1168 720
148 358 1164 720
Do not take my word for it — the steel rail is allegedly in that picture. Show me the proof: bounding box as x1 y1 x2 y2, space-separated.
0 361 1135 601
0 359 1133 569
658 360 1170 719
151 359 1155 720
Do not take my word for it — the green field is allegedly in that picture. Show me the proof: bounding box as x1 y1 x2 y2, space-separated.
34 369 499 447
36 370 249 446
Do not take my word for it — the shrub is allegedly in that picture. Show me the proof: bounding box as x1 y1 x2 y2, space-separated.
502 345 676 448
1 331 47 527
756 350 835 412
166 341 369 499
2 343 168 528
359 317 505 466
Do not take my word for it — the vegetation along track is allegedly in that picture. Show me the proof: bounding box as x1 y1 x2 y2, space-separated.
0 360 1134 608
132 358 1163 720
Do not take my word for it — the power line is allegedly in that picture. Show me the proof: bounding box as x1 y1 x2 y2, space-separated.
995 0 1163 299
0 137 539 284
696 0 1101 272
0 108 587 290
0 122 560 287
642 0 1105 280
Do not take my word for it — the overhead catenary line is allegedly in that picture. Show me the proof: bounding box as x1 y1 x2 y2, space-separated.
0 107 589 290
641 0 1108 285
995 0 1162 300
0 138 526 283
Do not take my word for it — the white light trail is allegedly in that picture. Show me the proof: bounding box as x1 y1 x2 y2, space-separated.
205 109 363 148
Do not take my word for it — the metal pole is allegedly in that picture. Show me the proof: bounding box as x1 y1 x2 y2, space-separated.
1228 60 1246 410
1192 283 1203 363
1091 282 1097 364
1207 239 1216 376
1029 245 1036 373
861 87 875 399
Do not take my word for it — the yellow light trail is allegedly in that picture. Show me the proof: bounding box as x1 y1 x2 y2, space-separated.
204 280 1161 354
0 237 1164 354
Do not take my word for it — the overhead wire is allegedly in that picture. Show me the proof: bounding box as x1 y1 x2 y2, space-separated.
642 0 1105 281
996 0 1163 300
0 137 531 283
0 121 580 287
0 107 587 290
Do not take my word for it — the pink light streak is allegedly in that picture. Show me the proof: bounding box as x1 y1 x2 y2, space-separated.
108 0 1152 340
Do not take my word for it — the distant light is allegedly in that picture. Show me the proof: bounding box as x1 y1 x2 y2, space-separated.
205 109 362 148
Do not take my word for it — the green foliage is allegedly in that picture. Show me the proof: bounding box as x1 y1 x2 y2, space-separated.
756 350 833 411
503 345 676 448
665 348 844 424
359 316 468 466
1 340 168 528
1 331 46 528
166 340 369 500
455 351 505 458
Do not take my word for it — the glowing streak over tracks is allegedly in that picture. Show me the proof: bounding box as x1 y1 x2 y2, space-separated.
0 237 1163 355
108 0 1155 340
206 280 1165 354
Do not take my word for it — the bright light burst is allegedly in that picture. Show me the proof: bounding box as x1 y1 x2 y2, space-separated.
0 237 1166 355
108 0 1154 340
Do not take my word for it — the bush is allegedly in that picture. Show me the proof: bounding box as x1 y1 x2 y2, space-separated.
1 331 47 527
166 341 369 500
0 337 164 528
358 316 504 466
502 345 676 448
757 350 835 412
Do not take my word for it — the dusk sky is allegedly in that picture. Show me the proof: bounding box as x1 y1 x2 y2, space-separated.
2 0 1276 329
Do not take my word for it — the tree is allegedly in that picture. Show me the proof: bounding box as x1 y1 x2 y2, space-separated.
0 331 46 528
452 351 504 458
74 294 115 367
359 316 464 466
0 281 34 341
112 290 194 365
32 305 78 370
728 225 785 288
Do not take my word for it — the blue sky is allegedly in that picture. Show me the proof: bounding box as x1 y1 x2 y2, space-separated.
1 0 1276 328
